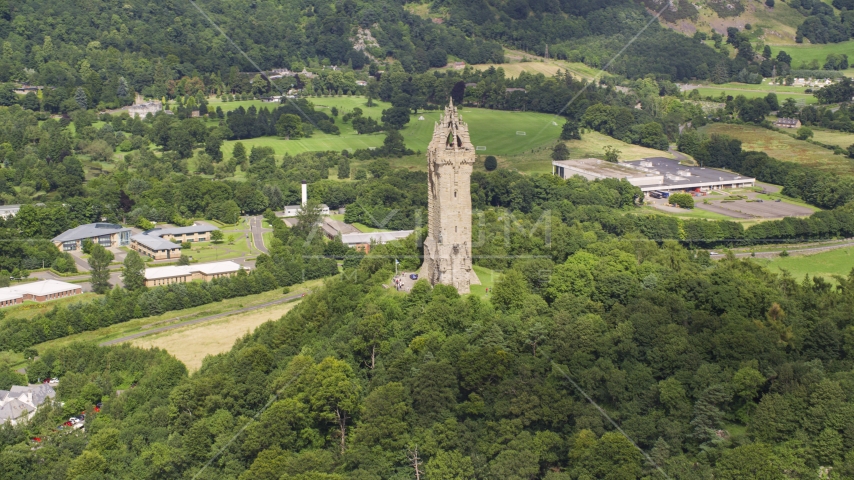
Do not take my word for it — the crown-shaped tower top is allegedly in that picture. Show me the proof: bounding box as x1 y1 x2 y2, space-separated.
429 98 473 155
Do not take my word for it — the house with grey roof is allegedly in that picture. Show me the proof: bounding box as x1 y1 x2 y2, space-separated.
130 223 218 260
0 383 56 425
52 223 132 251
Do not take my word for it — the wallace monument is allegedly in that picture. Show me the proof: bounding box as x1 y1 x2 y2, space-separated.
423 99 480 294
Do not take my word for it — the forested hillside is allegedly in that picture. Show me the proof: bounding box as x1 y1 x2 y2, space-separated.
0 0 727 95
5 181 854 478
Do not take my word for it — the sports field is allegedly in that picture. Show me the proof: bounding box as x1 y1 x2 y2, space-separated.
699 123 854 176
218 96 563 158
751 246 854 280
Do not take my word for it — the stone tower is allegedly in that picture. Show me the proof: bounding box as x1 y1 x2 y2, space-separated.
423 99 479 293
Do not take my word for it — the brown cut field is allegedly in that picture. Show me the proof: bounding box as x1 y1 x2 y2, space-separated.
132 301 300 372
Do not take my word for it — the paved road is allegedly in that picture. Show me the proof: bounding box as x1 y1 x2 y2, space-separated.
248 215 272 254
99 292 308 346
668 146 691 163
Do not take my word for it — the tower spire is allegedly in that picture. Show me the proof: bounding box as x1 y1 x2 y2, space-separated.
423 95 480 293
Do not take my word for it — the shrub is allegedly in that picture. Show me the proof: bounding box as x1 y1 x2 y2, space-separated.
669 192 695 209
484 155 498 171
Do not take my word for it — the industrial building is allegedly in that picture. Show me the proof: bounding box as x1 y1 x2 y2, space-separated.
551 157 755 193
283 181 330 217
341 231 413 253
0 280 83 307
143 260 246 287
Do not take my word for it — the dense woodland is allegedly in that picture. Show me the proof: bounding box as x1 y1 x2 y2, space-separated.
4 188 854 478
3 0 854 478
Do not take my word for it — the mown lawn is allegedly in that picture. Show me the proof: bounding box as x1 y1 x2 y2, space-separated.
470 265 500 299
217 96 563 159
811 128 854 149
694 87 817 105
769 40 854 76
699 123 854 176
751 246 854 280
1 293 102 322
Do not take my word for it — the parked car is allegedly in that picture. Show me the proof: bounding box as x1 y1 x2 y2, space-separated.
410 274 418 280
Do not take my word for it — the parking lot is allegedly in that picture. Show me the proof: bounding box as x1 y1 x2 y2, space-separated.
391 271 421 292
695 199 814 219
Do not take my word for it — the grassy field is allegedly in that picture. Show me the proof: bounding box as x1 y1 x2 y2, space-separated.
566 131 675 162
2 293 101 321
699 123 854 176
811 128 854 149
694 87 818 105
29 280 321 353
133 300 300 372
168 238 256 264
217 96 563 159
470 265 500 299
750 246 854 280
768 41 854 74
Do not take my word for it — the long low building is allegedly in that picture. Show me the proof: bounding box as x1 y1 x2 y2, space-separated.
52 223 132 251
552 157 755 193
131 223 218 260
341 231 413 253
0 280 83 307
144 260 246 287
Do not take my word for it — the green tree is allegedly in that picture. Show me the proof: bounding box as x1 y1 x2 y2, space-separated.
210 229 224 244
551 143 570 160
337 157 350 179
121 250 146 291
484 155 498 171
117 76 129 98
560 120 581 140
604 145 621 163
232 141 247 163
381 106 411 130
425 450 475 480
306 357 361 453
88 244 115 294
491 269 528 312
205 129 224 161
178 254 191 266
795 126 813 140
276 114 303 139
74 87 88 110
669 192 695 209
716 443 781 480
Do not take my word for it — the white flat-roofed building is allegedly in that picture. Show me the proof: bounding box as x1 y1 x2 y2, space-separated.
341 230 413 253
143 260 246 287
0 280 83 307
552 157 755 193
